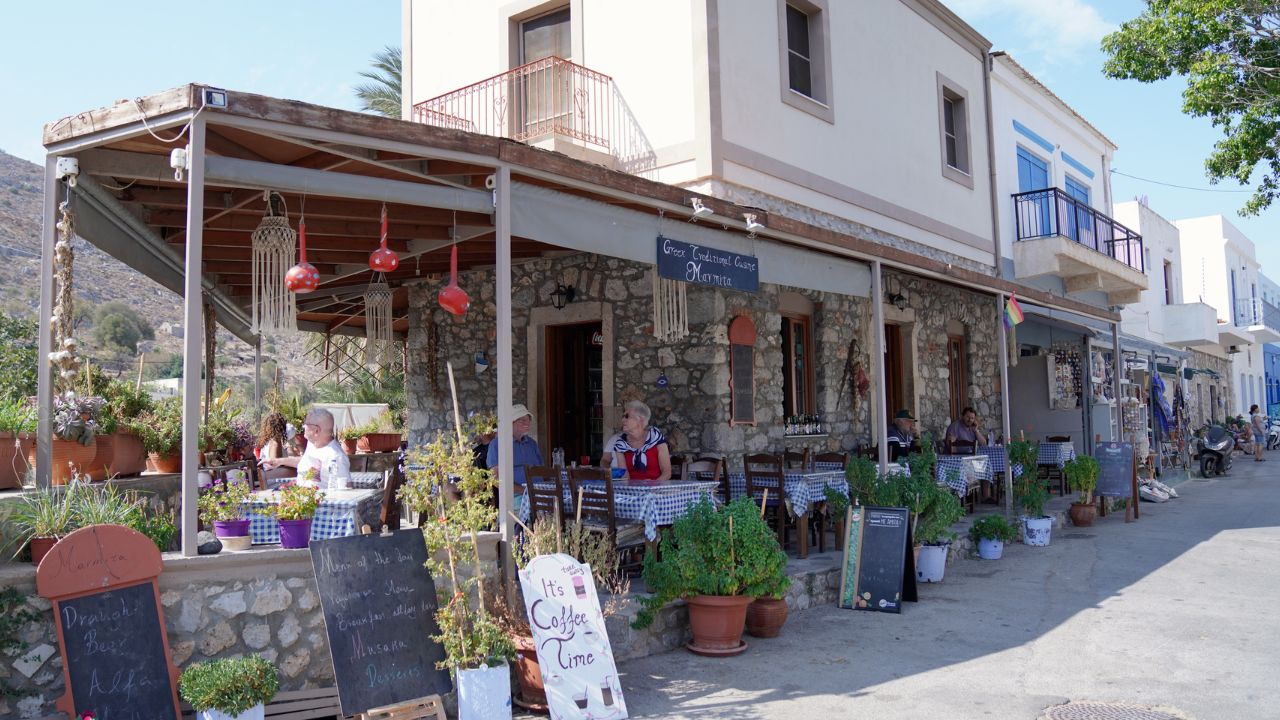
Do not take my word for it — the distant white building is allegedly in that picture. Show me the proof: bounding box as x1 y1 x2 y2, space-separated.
142 377 182 400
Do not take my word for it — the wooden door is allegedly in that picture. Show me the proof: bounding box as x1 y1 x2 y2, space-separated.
884 323 904 419
947 334 967 421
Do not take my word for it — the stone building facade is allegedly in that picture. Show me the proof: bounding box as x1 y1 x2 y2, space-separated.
405 253 1004 463
1186 349 1235 428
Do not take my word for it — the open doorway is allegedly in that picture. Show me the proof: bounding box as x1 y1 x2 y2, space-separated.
544 322 604 465
884 323 906 418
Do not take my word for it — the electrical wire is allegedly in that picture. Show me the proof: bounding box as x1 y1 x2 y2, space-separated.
1111 168 1251 193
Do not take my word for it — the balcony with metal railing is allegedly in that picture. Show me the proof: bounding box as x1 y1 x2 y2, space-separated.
1011 187 1148 305
1236 298 1280 343
411 57 656 178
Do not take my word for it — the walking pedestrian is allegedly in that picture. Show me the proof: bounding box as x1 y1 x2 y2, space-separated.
1251 404 1267 462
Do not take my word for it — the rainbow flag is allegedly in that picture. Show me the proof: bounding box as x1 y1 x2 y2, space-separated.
1004 293 1025 328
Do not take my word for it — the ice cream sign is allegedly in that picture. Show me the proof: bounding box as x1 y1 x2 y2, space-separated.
518 553 627 720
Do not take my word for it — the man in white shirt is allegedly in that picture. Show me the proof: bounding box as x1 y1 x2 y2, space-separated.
261 408 351 489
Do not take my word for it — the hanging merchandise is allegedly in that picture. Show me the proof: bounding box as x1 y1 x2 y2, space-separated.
284 217 320 294
363 281 394 367
369 204 400 273
437 244 470 316
652 268 689 343
1051 342 1082 410
250 192 298 333
48 194 80 387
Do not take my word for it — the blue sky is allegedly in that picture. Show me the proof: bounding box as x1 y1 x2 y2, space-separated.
1 1 1274 275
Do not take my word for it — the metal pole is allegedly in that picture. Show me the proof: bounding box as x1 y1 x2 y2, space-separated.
996 293 1013 516
254 336 262 429
1112 321 1123 443
494 167 515 596
871 262 888 474
35 157 58 489
180 118 207 557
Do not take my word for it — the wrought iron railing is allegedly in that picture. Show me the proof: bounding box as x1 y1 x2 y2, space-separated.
412 56 656 177
1235 298 1280 330
1012 187 1145 273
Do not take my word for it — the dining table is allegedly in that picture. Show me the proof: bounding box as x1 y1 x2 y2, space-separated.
523 476 720 543
246 488 383 545
935 454 991 493
697 468 847 559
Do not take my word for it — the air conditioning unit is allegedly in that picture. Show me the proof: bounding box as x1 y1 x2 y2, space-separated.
1227 345 1241 355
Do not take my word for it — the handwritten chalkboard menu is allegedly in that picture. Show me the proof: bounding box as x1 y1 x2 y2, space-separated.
310 529 452 716
36 524 180 720
729 316 756 426
837 506 916 614
518 553 627 719
1095 441 1137 499
656 235 760 293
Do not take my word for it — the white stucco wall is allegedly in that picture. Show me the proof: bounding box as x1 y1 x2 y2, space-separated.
1113 200 1182 346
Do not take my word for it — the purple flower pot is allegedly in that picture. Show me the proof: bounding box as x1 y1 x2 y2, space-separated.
213 519 250 538
278 519 313 549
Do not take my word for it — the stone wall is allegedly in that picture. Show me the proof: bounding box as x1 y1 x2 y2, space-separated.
405 254 1002 463
1187 349 1234 427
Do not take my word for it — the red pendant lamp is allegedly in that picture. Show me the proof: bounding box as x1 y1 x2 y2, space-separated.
369 204 400 273
437 244 471 316
284 217 320 293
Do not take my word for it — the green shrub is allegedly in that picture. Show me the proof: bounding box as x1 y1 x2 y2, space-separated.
131 397 183 455
0 396 35 434
179 655 279 714
131 510 178 553
969 514 1019 544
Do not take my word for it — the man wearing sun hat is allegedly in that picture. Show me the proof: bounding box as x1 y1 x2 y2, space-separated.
486 403 544 501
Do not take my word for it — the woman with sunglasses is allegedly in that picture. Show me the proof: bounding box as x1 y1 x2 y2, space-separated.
602 400 672 481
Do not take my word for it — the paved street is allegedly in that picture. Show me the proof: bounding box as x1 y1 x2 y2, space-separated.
616 461 1280 719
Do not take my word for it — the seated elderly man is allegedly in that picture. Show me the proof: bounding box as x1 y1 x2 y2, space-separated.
887 409 918 460
261 408 351 490
945 406 988 451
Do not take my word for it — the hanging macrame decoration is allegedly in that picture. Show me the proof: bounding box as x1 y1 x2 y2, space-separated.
363 281 394 367
369 204 400 273
285 217 320 294
48 196 80 388
651 268 688 343
250 192 298 334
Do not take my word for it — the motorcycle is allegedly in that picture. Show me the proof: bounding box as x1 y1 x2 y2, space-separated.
1193 424 1234 477
1268 417 1280 452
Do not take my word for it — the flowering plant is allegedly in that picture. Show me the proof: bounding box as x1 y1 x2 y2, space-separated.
52 391 101 446
270 482 323 521
195 478 253 523
229 419 254 452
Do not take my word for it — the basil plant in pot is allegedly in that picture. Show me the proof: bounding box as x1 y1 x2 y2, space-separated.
1063 456 1099 528
969 514 1019 561
1009 439 1052 546
179 654 279 720
634 497 789 657
131 397 183 473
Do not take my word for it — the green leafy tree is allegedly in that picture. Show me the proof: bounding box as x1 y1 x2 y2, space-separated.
91 302 154 354
0 313 38 401
1102 2 1280 214
355 45 402 118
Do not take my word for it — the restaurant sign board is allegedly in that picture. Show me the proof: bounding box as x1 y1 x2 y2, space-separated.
837 506 917 614
519 553 627 720
656 235 759 293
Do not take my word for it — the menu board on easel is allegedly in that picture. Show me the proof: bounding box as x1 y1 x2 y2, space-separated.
36 525 180 720
837 506 916 614
1094 441 1140 518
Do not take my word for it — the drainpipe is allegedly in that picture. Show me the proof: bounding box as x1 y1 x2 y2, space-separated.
984 53 1003 279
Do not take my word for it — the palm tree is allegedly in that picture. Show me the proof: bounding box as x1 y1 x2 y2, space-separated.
355 46 402 118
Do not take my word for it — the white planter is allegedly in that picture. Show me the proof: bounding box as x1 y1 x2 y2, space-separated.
977 538 1004 560
198 705 264 720
221 535 252 552
916 543 948 582
1023 516 1053 546
457 662 512 720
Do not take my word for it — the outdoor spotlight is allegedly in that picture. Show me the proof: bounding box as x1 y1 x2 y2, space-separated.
888 291 908 311
689 198 714 220
551 283 576 310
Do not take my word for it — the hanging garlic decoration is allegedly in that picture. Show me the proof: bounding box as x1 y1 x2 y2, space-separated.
250 192 298 334
49 198 81 388
651 267 689 343
363 282 394 368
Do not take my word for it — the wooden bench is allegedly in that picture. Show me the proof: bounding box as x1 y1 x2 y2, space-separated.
181 687 445 720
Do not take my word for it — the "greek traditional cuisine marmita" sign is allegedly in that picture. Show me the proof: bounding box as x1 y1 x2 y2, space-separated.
656 235 759 293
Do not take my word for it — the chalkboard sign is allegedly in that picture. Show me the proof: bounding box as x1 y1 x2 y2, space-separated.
310 528 452 716
656 235 759 293
729 316 756 426
837 506 916 613
36 524 180 720
1095 441 1136 498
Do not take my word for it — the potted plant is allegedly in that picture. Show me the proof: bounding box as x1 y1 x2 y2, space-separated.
1009 439 1052 546
744 565 792 638
402 430 515 719
0 397 35 490
912 477 965 583
356 411 402 453
339 422 366 455
200 389 240 463
178 654 279 720
969 514 1019 560
267 481 323 549
197 476 255 551
634 497 788 656
71 481 144 528
41 391 101 485
1064 456 1099 527
131 397 183 473
95 370 153 476
6 487 75 565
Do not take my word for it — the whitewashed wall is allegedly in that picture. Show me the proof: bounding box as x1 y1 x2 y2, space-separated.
1113 200 1183 346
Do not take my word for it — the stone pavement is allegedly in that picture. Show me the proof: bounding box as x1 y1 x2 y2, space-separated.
606 460 1280 719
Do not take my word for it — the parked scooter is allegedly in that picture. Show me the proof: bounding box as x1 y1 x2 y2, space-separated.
1268 417 1280 451
1193 424 1234 477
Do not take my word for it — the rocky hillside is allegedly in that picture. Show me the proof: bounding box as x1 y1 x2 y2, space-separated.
0 149 322 390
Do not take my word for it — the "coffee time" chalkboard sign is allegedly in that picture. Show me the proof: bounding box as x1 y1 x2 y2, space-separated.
519 553 628 720
309 529 452 716
36 524 180 720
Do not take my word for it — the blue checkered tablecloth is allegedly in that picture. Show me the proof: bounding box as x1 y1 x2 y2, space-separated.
812 461 846 472
1037 442 1077 468
247 489 382 544
977 446 1027 479
714 470 848 514
523 479 719 541
348 471 385 489
935 455 990 493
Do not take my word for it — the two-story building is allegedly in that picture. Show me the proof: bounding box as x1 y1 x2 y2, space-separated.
1261 273 1280 417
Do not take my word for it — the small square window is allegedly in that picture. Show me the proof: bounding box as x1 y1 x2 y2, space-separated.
777 0 833 123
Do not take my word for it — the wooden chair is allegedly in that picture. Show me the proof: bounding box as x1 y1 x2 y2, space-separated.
1041 436 1071 495
524 465 566 526
949 439 977 455
782 447 811 471
687 456 728 503
669 453 689 481
567 467 646 559
743 453 792 552
812 451 849 471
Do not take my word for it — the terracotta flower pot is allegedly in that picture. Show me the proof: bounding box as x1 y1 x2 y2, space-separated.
361 433 402 453
685 594 752 656
1069 502 1097 527
32 438 98 485
112 431 148 476
148 452 182 474
87 433 115 481
511 634 548 713
342 438 359 455
29 536 59 566
0 432 26 490
745 597 789 638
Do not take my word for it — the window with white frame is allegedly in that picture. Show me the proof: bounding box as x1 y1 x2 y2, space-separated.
936 73 973 188
777 0 833 122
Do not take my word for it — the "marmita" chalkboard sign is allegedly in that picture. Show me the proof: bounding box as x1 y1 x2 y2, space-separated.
310 528 452 715
36 524 180 720
837 506 917 614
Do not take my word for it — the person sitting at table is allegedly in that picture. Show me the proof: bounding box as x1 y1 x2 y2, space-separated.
261 408 351 490
257 412 295 486
887 409 918 460
606 400 672 481
945 407 988 452
486 404 544 507
288 430 306 457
